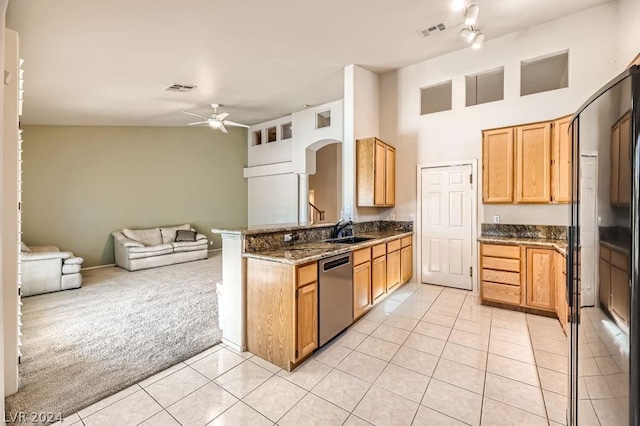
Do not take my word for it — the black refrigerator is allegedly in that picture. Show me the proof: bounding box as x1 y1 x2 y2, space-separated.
568 65 639 425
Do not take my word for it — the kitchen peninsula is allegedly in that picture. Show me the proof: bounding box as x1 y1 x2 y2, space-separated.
212 221 413 370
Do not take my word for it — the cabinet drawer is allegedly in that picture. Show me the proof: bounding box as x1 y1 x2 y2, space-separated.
401 236 412 248
600 245 611 262
482 269 520 286
372 243 386 259
297 262 318 287
353 247 371 266
482 282 521 305
611 250 628 272
481 244 520 259
387 239 401 253
482 256 520 272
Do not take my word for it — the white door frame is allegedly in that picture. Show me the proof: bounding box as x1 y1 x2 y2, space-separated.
580 151 598 307
416 160 479 293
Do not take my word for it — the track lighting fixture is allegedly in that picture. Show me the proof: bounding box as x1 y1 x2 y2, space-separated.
464 4 480 25
451 0 465 11
459 28 477 43
471 32 485 49
455 2 484 49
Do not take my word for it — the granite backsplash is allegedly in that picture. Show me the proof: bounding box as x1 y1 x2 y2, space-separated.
244 220 413 252
481 224 567 240
599 226 631 244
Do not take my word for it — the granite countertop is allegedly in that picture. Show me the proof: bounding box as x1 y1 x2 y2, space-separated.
212 222 334 236
478 235 568 255
244 230 413 265
600 239 630 255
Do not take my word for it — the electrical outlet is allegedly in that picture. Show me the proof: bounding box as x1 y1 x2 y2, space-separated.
389 213 395 220
410 214 415 221
493 215 500 223
209 241 214 246
284 233 293 242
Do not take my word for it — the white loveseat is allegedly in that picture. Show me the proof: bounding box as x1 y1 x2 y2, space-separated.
20 244 84 297
112 224 208 271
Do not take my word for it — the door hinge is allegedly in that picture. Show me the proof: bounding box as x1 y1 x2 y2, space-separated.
469 174 473 184
17 202 22 211
295 289 299 299
469 266 473 277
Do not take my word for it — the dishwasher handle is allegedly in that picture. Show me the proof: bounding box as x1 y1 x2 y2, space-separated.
321 255 351 272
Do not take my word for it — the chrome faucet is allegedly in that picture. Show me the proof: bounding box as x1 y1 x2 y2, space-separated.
332 220 354 239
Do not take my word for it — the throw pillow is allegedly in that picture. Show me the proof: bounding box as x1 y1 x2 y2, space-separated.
160 224 191 244
175 230 197 242
20 242 31 253
122 228 163 247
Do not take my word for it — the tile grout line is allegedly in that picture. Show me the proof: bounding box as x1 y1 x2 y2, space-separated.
478 293 493 426
527 314 553 426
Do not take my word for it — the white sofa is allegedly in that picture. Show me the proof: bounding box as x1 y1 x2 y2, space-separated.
20 244 84 297
113 224 208 271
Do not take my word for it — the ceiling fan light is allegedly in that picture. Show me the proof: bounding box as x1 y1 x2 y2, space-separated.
459 28 477 43
464 3 480 25
208 119 223 129
472 32 485 49
451 0 465 11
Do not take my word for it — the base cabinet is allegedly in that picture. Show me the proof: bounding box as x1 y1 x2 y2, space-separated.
610 265 629 325
386 249 401 291
371 255 387 302
525 248 556 311
599 257 611 309
296 282 318 360
353 261 372 320
599 243 630 328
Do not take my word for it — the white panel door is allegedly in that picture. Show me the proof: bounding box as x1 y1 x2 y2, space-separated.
580 155 597 307
421 164 473 290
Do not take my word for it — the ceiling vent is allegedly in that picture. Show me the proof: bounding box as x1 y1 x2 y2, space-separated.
164 84 197 92
417 22 447 38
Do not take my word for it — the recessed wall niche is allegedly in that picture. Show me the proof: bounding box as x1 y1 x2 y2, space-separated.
267 126 277 143
316 110 331 129
252 130 262 146
466 67 504 107
420 80 452 115
521 51 569 96
281 122 292 139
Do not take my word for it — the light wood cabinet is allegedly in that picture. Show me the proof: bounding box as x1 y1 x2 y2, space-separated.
357 137 396 207
516 123 552 203
401 244 413 284
555 251 568 334
386 248 401 291
296 282 318 361
551 115 572 203
611 265 629 325
480 243 522 305
525 248 556 311
599 242 630 328
353 248 372 320
482 128 514 203
371 255 386 302
599 252 611 310
611 112 631 206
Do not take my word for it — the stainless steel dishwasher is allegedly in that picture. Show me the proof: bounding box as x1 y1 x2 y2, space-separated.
318 253 353 347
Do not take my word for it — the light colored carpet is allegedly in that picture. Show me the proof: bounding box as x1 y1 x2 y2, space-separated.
5 253 222 422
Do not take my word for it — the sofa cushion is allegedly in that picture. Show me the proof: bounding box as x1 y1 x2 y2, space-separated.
129 247 175 260
175 230 197 242
64 256 84 265
129 243 174 254
123 228 162 247
160 224 191 244
62 264 81 274
172 241 208 253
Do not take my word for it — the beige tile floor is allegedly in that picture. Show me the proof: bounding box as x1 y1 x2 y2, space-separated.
55 283 577 426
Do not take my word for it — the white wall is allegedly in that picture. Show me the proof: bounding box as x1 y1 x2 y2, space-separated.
380 2 621 227
247 173 299 226
1 0 10 411
617 0 640 65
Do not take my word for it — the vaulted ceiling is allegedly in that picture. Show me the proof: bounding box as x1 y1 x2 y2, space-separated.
7 0 611 126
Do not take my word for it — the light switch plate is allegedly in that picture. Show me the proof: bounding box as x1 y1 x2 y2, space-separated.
493 215 500 223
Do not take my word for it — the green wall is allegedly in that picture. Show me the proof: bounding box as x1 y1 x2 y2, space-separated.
22 125 248 267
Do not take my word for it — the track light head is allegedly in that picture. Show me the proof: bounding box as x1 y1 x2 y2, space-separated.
472 32 485 49
464 3 480 25
451 0 465 11
459 28 477 43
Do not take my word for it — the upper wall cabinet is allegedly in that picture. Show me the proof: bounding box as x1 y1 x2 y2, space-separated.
611 111 631 206
483 115 572 204
357 138 396 207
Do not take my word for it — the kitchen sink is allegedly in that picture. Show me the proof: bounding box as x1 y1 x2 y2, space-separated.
324 236 374 244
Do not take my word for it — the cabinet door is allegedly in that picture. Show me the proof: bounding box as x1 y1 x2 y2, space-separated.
516 123 552 203
611 265 629 325
385 145 396 206
611 122 620 205
526 248 555 311
296 282 318 361
482 128 514 203
374 141 386 206
372 256 387 302
353 262 372 319
551 116 572 203
386 249 401 291
618 113 631 206
555 253 568 333
401 244 412 284
599 257 611 309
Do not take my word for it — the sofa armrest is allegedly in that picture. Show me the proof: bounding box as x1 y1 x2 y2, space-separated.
196 233 207 242
112 231 145 248
21 251 71 261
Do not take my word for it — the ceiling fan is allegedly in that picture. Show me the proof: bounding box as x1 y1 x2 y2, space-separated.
181 104 250 133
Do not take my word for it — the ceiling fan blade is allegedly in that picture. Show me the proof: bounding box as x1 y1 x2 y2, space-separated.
188 121 209 126
216 112 229 121
181 111 210 120
223 120 250 128
219 124 228 133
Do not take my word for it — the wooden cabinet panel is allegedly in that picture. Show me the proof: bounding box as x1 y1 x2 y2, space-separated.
401 244 413 284
372 243 386 259
481 244 520 259
374 141 386 206
599 257 611 310
297 262 318 288
555 253 568 334
353 247 371 266
551 115 572 203
611 122 620 204
611 250 628 271
353 262 372 319
525 248 556 311
516 123 552 203
482 281 521 305
387 239 401 253
372 256 387 302
600 245 611 262
481 256 520 273
401 236 412 248
296 282 318 361
385 146 396 206
618 112 631 205
611 265 629 325
482 128 514 203
481 269 520 286
386 249 401 290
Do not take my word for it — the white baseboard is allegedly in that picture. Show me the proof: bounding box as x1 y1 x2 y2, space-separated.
208 248 222 253
81 263 116 271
